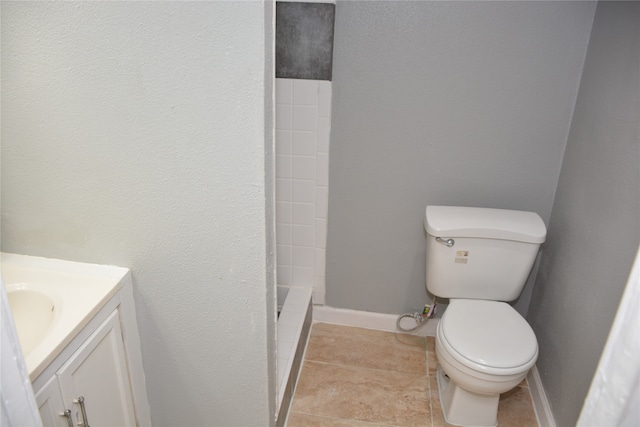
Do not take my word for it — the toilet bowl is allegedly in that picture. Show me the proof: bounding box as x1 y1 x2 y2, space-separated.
435 299 538 426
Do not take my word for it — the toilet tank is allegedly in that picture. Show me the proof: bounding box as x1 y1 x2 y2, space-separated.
424 206 546 301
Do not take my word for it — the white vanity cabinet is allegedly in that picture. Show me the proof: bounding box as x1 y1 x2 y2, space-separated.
33 308 138 426
35 376 68 427
2 254 150 426
23 270 152 427
35 310 137 427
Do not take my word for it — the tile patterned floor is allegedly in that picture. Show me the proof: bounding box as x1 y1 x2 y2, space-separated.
287 323 538 427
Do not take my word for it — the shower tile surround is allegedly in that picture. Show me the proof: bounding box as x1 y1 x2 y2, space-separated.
276 78 331 304
275 0 334 303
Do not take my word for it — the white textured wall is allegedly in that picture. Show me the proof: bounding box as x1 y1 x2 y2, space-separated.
327 1 596 315
1 2 276 426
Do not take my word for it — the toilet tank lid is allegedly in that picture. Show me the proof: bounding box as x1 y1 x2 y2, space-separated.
425 206 546 243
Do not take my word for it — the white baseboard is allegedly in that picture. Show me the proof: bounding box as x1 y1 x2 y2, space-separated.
527 365 556 427
312 305 438 336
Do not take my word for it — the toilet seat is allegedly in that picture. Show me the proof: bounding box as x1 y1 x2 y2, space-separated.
439 299 538 375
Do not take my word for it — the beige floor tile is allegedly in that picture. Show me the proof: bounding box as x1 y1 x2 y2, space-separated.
497 384 538 427
290 325 538 427
305 323 427 375
287 412 398 427
291 361 431 427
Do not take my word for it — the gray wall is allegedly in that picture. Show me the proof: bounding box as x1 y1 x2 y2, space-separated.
1 2 277 426
326 1 596 315
527 2 640 425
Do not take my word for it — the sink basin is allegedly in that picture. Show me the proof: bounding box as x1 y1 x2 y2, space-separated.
7 287 58 355
2 253 127 380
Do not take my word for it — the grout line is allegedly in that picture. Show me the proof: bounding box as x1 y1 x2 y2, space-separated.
289 410 405 427
300 359 429 381
427 345 434 427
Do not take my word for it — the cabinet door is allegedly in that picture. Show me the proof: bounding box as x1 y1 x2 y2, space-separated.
35 376 70 427
58 310 137 427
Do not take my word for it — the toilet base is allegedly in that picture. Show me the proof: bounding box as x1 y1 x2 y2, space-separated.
436 366 499 427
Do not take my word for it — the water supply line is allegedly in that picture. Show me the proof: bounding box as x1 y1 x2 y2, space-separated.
396 295 438 333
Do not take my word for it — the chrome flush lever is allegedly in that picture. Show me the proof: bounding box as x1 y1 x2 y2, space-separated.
435 237 455 247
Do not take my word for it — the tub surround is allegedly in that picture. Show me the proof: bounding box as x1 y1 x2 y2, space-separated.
275 0 335 304
275 78 331 304
276 286 313 426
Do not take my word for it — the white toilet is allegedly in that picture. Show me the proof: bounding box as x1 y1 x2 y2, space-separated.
424 206 546 427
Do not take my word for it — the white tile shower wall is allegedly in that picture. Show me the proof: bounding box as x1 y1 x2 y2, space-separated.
276 78 331 304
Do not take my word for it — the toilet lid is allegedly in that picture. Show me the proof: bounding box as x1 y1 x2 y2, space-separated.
440 299 538 369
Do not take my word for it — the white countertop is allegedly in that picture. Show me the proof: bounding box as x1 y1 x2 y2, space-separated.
1 253 128 380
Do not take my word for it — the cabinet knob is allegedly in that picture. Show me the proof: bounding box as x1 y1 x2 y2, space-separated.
59 409 74 427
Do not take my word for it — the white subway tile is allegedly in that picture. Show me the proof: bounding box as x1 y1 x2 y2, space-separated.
276 78 293 105
292 180 315 203
318 81 332 118
292 225 315 247
283 287 310 306
292 131 316 156
278 357 288 386
317 118 330 153
279 304 305 326
277 265 292 286
293 246 315 268
278 324 297 343
277 78 330 307
293 79 319 105
277 244 292 266
292 105 318 131
276 104 292 130
276 130 292 154
280 297 307 317
292 267 315 286
276 201 292 224
315 186 328 219
316 153 329 186
276 154 292 179
292 156 316 181
277 336 295 356
292 202 315 225
276 178 292 202
313 284 326 306
315 248 326 276
315 218 327 249
277 224 291 245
